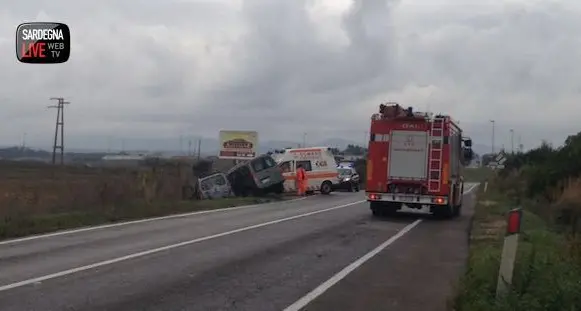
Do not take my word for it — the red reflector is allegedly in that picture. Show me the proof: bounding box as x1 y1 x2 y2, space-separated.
506 208 522 235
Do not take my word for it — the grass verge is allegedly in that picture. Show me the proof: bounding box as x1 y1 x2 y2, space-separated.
0 196 286 241
463 167 495 183
454 183 581 311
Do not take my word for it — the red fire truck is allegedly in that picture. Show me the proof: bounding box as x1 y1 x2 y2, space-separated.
365 103 474 218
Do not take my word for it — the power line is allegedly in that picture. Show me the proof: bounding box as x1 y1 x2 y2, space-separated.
48 97 70 165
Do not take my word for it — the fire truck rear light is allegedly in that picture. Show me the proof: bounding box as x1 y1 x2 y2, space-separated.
433 197 445 204
368 193 381 200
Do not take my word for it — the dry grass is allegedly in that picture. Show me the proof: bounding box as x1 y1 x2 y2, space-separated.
0 161 194 217
468 189 507 245
0 161 284 239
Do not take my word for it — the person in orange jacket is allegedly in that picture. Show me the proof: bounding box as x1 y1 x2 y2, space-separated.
296 164 308 196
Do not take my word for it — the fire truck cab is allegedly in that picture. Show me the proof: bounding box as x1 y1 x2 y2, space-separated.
365 103 474 218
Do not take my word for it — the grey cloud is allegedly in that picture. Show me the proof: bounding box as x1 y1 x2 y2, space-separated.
200 0 400 123
1 0 581 151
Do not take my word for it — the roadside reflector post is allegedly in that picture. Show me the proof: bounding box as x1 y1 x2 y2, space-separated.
496 207 523 298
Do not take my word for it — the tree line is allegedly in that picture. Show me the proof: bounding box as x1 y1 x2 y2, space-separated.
498 131 581 233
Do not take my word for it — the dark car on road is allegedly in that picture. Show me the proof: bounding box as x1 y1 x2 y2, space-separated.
334 166 360 192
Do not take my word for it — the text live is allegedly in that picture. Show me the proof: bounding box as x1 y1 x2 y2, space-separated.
16 22 70 64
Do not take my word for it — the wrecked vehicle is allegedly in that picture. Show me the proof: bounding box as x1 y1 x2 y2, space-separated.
197 172 234 199
226 154 285 197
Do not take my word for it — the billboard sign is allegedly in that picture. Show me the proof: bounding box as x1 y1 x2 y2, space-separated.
219 130 258 160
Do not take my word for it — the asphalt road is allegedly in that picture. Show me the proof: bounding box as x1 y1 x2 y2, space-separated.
0 183 479 311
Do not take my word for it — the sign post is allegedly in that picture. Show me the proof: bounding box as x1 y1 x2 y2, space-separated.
491 152 507 170
496 207 523 298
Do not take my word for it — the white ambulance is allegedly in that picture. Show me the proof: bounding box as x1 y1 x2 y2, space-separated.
273 147 341 195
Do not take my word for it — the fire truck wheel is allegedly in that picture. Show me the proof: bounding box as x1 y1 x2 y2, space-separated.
453 205 462 217
370 202 398 217
370 202 384 217
320 181 333 195
432 205 454 219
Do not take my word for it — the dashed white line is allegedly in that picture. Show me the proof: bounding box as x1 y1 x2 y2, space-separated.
0 199 365 292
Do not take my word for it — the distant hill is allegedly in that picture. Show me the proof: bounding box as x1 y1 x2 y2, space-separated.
2 136 489 159
3 137 365 157
0 147 51 160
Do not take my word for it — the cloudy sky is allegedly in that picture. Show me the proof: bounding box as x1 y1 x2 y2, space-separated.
1 0 580 151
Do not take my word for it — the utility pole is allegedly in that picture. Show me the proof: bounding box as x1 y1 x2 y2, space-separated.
197 138 201 160
302 133 307 148
188 139 193 156
21 132 27 156
364 131 368 147
490 120 495 154
510 129 514 154
21 132 27 149
48 97 69 165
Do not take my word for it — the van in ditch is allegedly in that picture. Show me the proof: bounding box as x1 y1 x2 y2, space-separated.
226 154 285 196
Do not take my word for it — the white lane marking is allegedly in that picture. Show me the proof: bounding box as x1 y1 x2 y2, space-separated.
284 219 422 311
0 199 366 292
464 183 478 194
0 196 309 246
283 185 478 311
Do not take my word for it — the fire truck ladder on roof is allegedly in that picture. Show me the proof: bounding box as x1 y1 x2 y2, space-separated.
428 116 445 192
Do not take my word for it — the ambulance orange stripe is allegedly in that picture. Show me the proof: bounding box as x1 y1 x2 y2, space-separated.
283 172 338 180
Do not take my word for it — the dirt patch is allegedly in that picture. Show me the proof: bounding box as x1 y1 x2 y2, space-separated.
472 219 505 243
